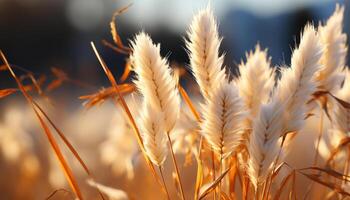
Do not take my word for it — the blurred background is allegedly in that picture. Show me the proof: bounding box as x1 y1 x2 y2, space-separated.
1 0 349 88
1 0 350 199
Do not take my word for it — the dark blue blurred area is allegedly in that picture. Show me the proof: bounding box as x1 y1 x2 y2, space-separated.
221 1 350 70
0 0 349 89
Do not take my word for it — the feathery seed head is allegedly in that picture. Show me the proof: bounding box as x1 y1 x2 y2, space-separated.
316 4 347 92
186 6 226 100
201 81 247 159
130 32 180 132
139 104 168 166
247 100 285 188
276 24 323 133
237 44 275 116
247 25 322 188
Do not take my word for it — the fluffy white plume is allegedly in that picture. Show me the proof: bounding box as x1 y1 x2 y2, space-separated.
316 5 347 92
139 104 168 166
247 25 322 189
201 81 246 158
237 44 275 116
130 32 180 131
186 6 226 100
276 25 323 133
247 100 285 188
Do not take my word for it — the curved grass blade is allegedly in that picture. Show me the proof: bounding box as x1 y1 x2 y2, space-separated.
194 151 203 200
326 137 350 166
273 170 295 200
0 88 17 98
199 167 231 200
0 50 84 200
110 4 132 53
300 172 350 196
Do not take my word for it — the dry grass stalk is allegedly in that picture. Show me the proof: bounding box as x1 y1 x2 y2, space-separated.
79 84 135 108
110 4 132 54
179 85 201 122
0 51 84 199
1 51 109 200
0 88 17 98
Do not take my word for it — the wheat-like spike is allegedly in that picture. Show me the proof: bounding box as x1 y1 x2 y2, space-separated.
276 25 323 133
186 5 226 100
139 104 168 166
237 44 275 117
316 4 347 92
201 81 246 159
247 99 285 189
333 68 350 133
130 32 180 132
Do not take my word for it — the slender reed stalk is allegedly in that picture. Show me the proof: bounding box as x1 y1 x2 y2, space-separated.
159 166 171 200
212 149 216 200
1 51 84 199
313 112 324 165
342 150 350 186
